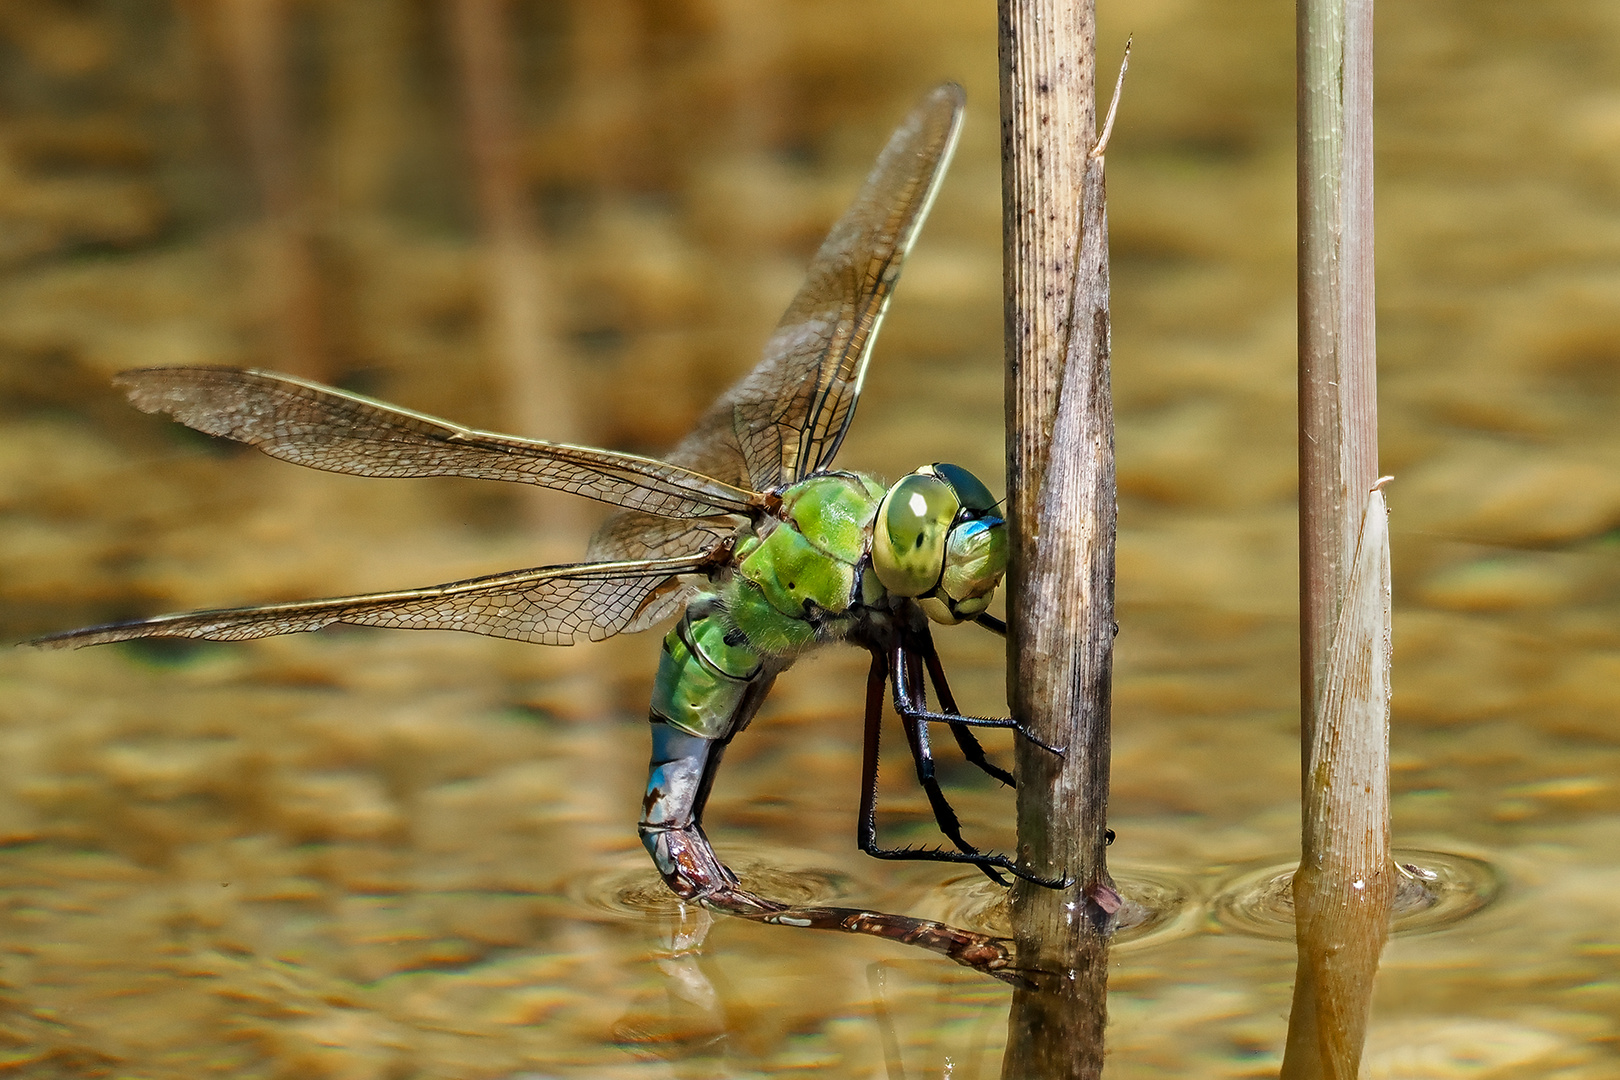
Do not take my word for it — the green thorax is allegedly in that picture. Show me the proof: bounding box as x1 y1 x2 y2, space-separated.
723 472 889 658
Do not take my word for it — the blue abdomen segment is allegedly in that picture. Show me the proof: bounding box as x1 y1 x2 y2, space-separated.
639 722 727 887
640 606 772 897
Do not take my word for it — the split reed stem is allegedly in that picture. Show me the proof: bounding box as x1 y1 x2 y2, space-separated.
1285 0 1394 1073
999 1 1117 1075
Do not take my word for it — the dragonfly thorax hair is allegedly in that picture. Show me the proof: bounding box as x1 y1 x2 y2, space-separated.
28 84 1072 913
709 464 1008 659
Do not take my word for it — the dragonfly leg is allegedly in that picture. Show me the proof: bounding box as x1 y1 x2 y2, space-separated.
914 632 1016 788
892 636 1065 756
639 721 782 915
894 650 1009 886
857 647 1070 890
887 650 1062 761
855 649 890 862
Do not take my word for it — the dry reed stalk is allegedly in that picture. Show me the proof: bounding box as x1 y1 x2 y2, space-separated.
448 0 583 539
1283 483 1394 1079
211 0 325 379
1285 0 1394 1072
999 1 1118 1075
1298 0 1379 733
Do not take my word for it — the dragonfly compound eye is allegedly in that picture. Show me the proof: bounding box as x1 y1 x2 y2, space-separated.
916 516 1010 625
938 517 1008 610
920 462 999 515
872 473 960 597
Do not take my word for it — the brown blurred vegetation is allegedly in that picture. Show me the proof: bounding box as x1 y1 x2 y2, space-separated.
0 0 1005 638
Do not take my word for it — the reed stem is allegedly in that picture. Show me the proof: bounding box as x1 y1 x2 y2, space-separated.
1284 0 1394 1073
1298 0 1379 727
999 1 1117 1075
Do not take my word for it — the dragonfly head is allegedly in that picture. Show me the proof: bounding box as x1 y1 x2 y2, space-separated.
871 463 1009 625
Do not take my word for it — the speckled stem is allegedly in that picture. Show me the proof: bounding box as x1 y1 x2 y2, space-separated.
742 904 1017 980
998 0 1115 1076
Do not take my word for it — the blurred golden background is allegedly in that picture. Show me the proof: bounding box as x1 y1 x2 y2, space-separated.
2 0 1618 1075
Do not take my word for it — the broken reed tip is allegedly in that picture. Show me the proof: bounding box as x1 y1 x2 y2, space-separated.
1091 37 1132 160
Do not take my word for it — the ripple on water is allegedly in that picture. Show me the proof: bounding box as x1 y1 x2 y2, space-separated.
1209 849 1503 940
568 849 858 918
919 865 1202 952
570 849 1499 951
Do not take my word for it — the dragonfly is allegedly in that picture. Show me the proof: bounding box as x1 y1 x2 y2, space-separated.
30 84 1064 910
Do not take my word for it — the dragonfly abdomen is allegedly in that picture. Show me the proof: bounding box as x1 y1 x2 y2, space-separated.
641 606 776 899
650 605 765 738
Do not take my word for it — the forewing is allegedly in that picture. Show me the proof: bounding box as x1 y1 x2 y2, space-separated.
586 509 746 564
117 368 761 518
28 554 720 651
663 83 965 491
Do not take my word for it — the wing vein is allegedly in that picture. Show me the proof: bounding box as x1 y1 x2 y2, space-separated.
117 368 763 520
30 553 721 651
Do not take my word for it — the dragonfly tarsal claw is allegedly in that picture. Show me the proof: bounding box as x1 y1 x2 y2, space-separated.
972 851 1071 889
953 851 1067 889
1015 869 1075 890
964 851 1067 890
1012 722 1066 757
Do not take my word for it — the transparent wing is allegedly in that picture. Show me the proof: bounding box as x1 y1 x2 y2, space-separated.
589 85 963 560
586 511 747 564
28 553 721 650
664 82 965 492
116 368 763 519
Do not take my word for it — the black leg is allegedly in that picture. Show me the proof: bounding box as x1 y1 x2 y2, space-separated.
887 654 1062 757
890 643 1065 755
916 634 1017 788
973 612 1007 636
854 644 1068 890
856 650 888 859
893 650 1009 886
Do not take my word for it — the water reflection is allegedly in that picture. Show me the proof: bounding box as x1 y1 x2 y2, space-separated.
1210 850 1503 941
572 849 860 918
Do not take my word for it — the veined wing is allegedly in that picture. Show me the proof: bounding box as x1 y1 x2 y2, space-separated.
589 85 963 561
586 511 745 564
28 553 722 650
116 368 764 519
664 83 964 492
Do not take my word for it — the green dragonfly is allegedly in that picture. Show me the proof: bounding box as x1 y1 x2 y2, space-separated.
30 84 1062 907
